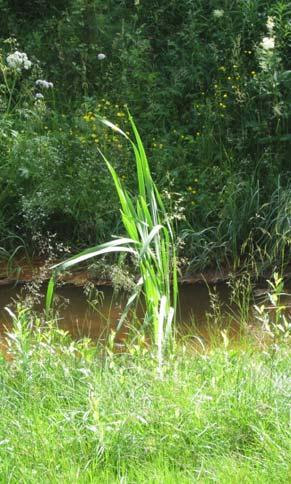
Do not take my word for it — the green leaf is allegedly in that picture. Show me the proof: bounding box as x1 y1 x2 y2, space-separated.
45 276 55 315
52 238 137 271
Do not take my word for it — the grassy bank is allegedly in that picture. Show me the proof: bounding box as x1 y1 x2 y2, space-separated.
0 310 290 482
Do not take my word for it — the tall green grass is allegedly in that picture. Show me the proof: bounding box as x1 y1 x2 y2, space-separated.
1 308 290 483
183 177 291 273
48 114 178 374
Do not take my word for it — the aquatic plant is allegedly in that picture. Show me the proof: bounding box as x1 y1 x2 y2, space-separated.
47 114 178 375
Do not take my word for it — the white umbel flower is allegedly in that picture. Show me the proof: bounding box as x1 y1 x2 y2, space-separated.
261 36 275 50
97 53 106 60
213 9 224 18
6 51 32 71
35 92 44 99
35 79 54 89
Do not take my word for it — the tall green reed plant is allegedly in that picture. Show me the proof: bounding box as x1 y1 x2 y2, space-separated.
47 114 178 375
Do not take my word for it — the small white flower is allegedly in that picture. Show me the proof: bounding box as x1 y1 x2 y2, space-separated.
267 16 275 33
261 36 275 50
35 92 44 99
97 53 106 60
23 59 32 70
35 79 53 89
213 9 224 18
6 51 32 71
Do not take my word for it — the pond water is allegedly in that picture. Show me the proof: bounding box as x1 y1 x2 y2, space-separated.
0 282 230 334
0 280 290 344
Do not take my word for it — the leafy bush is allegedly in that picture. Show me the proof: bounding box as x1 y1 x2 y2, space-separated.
0 1 290 270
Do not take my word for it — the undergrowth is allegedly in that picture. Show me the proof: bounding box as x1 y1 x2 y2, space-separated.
0 2 291 272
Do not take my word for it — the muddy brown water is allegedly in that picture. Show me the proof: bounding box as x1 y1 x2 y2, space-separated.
0 281 290 344
0 282 231 338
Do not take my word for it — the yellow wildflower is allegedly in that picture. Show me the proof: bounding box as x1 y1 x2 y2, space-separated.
83 113 95 122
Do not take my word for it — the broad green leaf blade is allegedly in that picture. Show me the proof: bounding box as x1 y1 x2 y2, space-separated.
128 113 151 183
99 118 130 139
52 238 137 271
140 224 163 259
131 142 146 200
55 246 137 271
45 276 55 314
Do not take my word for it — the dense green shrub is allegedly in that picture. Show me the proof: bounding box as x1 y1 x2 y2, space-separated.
0 1 290 269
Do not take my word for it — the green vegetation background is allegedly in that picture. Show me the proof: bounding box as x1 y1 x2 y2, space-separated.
0 0 290 271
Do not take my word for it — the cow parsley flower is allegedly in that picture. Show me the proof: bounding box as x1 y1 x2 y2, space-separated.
213 9 224 18
97 53 106 60
35 93 44 99
261 36 275 50
6 51 32 71
35 79 53 89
